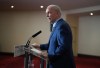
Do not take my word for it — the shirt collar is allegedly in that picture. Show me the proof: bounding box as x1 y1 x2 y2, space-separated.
53 18 61 27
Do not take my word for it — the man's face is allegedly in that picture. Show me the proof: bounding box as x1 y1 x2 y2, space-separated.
46 8 58 23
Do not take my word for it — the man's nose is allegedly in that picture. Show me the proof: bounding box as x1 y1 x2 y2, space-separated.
46 13 50 17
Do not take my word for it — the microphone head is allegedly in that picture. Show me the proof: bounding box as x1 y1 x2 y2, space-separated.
32 30 42 38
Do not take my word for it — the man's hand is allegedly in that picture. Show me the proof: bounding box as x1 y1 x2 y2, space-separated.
41 51 48 59
31 43 40 48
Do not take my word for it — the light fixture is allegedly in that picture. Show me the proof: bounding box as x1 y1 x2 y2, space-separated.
40 6 44 8
90 12 93 16
11 5 14 8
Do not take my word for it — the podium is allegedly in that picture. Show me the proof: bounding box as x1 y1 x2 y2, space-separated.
14 30 49 68
14 44 47 68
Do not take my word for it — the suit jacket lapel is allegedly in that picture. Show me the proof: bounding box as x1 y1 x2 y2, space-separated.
49 19 63 41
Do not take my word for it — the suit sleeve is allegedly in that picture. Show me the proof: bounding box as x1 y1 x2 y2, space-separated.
40 43 49 50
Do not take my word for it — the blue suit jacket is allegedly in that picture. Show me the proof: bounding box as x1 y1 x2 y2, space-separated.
40 19 76 68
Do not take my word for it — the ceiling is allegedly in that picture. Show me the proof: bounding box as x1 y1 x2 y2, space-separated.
0 0 100 11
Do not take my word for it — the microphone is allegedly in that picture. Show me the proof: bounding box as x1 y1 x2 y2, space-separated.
26 30 42 46
32 30 42 38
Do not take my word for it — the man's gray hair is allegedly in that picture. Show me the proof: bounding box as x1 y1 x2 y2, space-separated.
47 5 62 15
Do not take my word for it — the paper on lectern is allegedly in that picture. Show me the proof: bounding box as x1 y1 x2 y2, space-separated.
31 48 46 60
31 48 41 55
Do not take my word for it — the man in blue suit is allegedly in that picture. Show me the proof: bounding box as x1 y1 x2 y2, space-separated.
33 5 76 68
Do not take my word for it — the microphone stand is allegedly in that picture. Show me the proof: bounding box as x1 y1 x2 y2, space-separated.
24 30 42 68
24 37 33 68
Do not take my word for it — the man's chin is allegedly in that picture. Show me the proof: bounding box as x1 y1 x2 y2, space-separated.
49 20 52 23
49 20 55 23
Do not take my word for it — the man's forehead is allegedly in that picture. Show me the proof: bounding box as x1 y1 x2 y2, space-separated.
46 8 56 13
